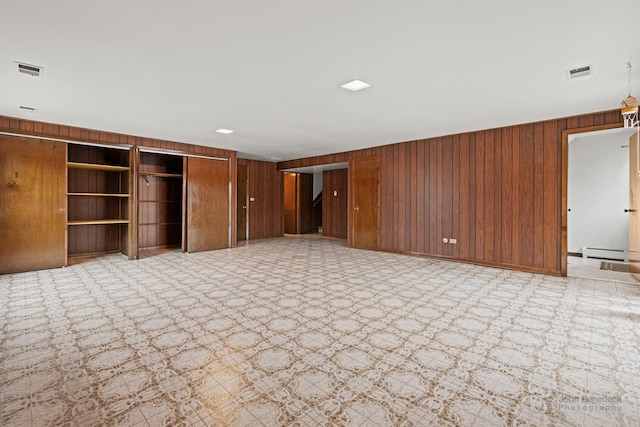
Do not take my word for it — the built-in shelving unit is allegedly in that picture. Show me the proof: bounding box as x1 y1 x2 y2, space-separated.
138 152 184 252
67 145 131 258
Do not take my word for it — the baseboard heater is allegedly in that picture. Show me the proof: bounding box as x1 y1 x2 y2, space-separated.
581 246 628 261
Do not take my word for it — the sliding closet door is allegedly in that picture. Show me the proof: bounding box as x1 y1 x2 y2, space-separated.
0 135 66 273
186 157 230 252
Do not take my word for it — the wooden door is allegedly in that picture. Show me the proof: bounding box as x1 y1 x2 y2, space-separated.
0 135 66 273
186 157 229 252
298 173 314 234
351 156 380 250
323 169 348 239
237 165 248 241
284 172 297 233
630 131 640 279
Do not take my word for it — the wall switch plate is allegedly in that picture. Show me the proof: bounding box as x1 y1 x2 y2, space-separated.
334 190 338 196
249 197 255 202
450 238 457 244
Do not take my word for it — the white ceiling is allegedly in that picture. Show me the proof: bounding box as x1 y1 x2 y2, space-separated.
2 1 639 161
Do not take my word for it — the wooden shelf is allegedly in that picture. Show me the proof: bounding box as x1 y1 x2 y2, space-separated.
139 222 181 226
68 192 129 197
68 162 129 172
140 171 182 178
139 200 181 203
68 219 129 226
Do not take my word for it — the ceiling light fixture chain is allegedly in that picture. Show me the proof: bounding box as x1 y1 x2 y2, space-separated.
628 62 633 96
621 62 638 130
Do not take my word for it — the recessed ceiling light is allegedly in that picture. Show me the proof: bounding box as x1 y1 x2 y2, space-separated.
341 79 371 92
216 129 234 134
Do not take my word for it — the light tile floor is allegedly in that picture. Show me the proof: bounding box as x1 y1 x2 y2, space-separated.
567 256 638 285
1 237 639 426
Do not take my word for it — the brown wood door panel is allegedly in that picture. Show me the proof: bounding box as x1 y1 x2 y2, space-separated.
351 156 380 250
298 173 314 233
284 172 297 233
630 131 640 279
186 157 229 252
0 135 66 273
237 165 248 241
323 169 348 239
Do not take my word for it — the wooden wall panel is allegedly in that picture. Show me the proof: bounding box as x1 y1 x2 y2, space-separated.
543 121 560 271
458 134 470 259
452 135 460 259
237 165 248 241
475 131 485 260
238 159 284 240
277 109 623 275
500 128 513 265
323 169 348 239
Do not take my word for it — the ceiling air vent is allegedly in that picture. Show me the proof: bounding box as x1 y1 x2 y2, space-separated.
16 62 42 77
566 65 591 80
19 105 37 112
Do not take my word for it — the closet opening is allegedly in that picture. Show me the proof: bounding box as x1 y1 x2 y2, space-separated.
138 151 185 258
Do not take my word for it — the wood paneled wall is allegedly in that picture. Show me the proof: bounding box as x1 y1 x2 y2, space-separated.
323 169 348 239
0 116 235 159
2 110 625 274
238 159 284 240
279 110 623 275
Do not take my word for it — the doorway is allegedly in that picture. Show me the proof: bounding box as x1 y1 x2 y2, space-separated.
565 125 637 282
282 163 349 239
284 172 315 234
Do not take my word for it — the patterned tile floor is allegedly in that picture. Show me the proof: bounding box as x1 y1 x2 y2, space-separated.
1 237 639 426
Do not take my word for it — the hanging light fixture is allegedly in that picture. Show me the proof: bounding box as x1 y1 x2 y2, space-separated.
622 63 639 128
622 63 640 177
